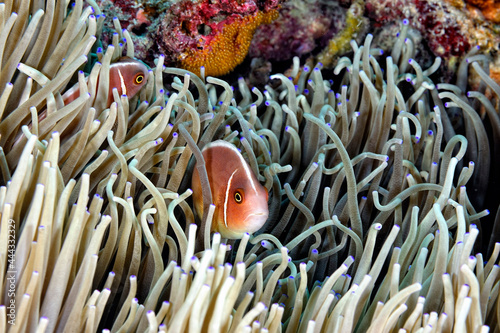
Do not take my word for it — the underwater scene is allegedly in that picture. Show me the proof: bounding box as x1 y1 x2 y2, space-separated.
1 0 500 331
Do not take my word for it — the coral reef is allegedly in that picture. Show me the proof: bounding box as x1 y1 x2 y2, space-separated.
365 0 500 64
366 0 472 59
96 0 500 85
98 0 281 76
153 0 280 76
171 9 278 76
249 0 349 61
466 0 500 23
317 0 366 67
2 0 500 332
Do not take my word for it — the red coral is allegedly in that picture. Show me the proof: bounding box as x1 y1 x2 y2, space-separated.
415 0 470 57
365 0 471 59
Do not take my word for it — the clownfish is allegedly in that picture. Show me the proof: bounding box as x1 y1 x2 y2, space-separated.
10 57 149 148
191 140 269 239
62 56 149 107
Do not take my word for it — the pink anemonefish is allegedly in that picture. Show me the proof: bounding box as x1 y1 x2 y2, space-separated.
11 57 149 147
191 140 269 239
62 57 149 107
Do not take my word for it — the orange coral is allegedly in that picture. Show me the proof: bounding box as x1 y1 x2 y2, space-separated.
466 0 500 22
179 10 279 77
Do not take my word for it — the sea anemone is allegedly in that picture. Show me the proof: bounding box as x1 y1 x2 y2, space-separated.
1 0 500 332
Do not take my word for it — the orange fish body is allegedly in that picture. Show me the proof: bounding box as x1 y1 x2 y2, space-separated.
11 57 149 148
192 140 269 239
62 57 149 107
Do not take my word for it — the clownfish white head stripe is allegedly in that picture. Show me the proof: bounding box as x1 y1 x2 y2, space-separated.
224 169 238 228
11 57 150 148
191 140 269 239
117 68 127 96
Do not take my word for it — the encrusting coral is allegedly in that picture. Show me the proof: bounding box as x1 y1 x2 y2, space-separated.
176 9 279 77
1 0 500 332
155 0 280 76
98 0 281 76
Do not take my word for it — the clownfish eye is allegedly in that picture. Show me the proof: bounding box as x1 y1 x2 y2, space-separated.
234 190 243 203
134 73 144 84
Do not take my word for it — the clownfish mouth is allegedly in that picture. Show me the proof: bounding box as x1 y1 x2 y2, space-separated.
242 211 269 232
245 212 268 218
